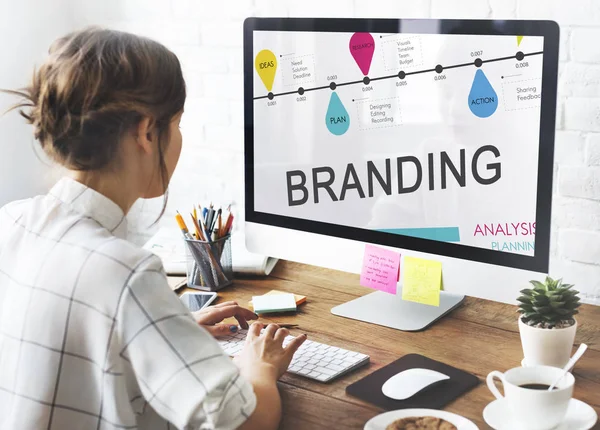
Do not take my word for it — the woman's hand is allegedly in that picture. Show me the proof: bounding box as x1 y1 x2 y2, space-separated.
192 301 258 337
233 322 307 382
235 323 306 430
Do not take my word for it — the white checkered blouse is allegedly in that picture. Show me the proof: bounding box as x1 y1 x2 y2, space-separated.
0 177 256 430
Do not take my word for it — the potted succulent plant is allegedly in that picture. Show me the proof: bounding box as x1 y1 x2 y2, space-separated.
517 276 581 368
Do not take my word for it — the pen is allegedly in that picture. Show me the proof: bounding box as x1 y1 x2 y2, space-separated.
206 207 215 233
256 323 299 329
214 209 222 235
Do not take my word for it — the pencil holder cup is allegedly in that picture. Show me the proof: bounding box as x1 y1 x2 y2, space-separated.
184 235 233 291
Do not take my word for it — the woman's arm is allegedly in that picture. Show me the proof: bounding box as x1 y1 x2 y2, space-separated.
237 365 281 430
234 323 307 430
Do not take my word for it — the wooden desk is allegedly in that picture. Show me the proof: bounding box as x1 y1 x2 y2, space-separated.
170 260 600 429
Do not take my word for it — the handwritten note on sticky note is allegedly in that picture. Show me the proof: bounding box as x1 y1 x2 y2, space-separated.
402 256 442 306
360 244 400 294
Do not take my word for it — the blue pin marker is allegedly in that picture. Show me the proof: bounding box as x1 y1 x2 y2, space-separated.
468 69 498 118
326 92 350 135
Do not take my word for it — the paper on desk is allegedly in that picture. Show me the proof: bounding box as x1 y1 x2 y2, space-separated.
143 227 278 276
359 244 400 294
401 256 442 306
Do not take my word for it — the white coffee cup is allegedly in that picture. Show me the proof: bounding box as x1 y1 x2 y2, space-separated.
486 365 574 430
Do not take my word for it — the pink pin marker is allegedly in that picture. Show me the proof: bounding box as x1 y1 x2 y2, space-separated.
349 32 375 75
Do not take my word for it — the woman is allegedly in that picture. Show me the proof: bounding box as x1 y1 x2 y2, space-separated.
0 27 305 430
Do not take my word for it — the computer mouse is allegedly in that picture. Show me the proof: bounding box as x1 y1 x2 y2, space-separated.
382 368 450 400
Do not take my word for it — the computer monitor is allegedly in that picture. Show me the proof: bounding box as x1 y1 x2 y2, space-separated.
243 18 559 330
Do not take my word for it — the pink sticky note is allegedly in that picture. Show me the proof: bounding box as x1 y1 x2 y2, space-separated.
360 244 401 294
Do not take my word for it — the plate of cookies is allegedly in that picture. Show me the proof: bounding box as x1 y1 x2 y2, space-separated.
364 409 478 430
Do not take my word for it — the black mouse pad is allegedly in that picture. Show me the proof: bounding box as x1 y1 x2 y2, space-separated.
346 354 479 410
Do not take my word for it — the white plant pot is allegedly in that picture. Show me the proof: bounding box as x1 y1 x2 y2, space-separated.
518 317 577 368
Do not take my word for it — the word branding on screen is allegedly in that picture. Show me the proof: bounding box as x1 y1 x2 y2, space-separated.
286 145 501 206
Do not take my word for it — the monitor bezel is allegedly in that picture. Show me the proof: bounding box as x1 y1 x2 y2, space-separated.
243 18 559 273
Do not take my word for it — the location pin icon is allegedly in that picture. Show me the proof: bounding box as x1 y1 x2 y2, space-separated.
349 33 375 75
468 69 498 118
255 49 277 92
325 92 350 136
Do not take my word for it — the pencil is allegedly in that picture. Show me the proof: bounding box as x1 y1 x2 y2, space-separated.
224 213 234 235
221 211 230 237
190 212 204 240
175 211 193 239
216 210 222 238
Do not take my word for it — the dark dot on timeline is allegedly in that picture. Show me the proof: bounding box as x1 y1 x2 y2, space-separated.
398 71 406 79
516 51 525 61
435 65 443 73
474 58 483 68
329 82 336 90
267 92 274 100
298 87 305 95
363 76 370 85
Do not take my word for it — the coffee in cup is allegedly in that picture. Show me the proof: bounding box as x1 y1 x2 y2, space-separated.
486 365 574 430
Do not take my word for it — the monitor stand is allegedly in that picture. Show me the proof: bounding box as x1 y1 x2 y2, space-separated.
331 288 465 332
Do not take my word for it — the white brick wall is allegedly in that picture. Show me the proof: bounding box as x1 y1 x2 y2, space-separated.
431 0 491 18
564 98 600 131
559 167 600 199
570 28 600 63
67 0 600 304
588 134 600 165
560 230 600 264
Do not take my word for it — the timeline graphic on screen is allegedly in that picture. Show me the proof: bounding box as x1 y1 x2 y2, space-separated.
252 30 544 256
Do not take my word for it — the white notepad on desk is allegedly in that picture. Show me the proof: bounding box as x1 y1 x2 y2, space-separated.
143 227 279 276
252 293 297 314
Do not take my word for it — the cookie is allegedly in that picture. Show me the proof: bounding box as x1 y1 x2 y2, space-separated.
385 416 457 430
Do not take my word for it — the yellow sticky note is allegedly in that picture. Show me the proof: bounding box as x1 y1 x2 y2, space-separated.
402 256 442 307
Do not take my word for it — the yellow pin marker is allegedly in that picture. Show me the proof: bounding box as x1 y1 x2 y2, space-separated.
255 49 277 92
517 35 523 46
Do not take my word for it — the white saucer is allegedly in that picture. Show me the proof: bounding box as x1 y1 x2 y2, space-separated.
364 409 478 430
483 398 598 430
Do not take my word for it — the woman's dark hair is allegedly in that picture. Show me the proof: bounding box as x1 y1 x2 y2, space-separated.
4 27 186 217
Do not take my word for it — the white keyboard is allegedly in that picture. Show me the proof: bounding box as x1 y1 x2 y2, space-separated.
217 329 370 382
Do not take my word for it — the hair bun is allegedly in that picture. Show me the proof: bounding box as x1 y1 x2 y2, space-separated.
4 27 186 172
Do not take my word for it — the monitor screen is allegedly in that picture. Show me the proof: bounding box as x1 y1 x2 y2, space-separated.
245 19 558 271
